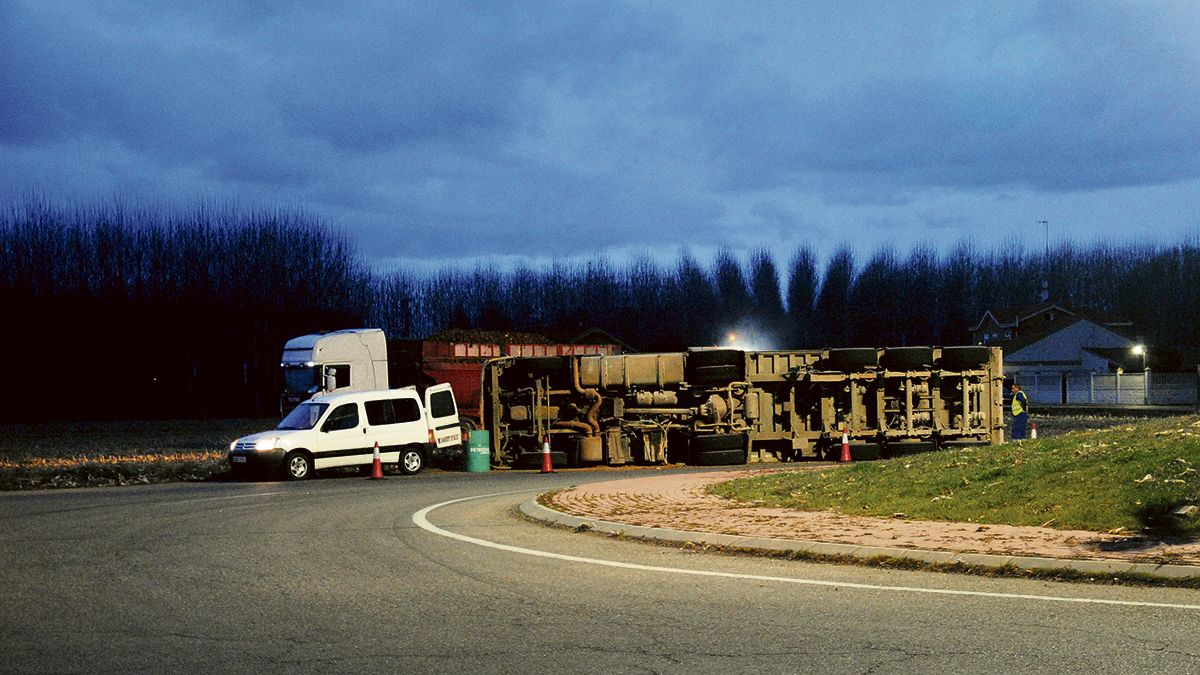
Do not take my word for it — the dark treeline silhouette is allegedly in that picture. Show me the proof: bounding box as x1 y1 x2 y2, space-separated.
3 198 1198 420
1 199 369 420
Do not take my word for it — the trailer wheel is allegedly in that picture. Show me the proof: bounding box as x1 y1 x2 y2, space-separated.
686 348 744 369
938 346 991 370
283 451 313 481
689 433 747 465
515 357 564 376
687 365 742 386
884 441 937 458
822 348 879 370
500 357 564 388
692 448 747 465
399 446 424 475
880 347 935 370
686 349 745 386
514 451 569 469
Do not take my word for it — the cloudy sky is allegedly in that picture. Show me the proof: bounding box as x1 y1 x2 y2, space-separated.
2 1 1198 271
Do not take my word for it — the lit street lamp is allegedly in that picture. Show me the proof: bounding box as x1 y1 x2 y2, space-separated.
1131 344 1146 371
1131 344 1148 405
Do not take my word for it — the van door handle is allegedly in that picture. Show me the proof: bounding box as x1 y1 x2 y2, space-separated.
362 428 367 434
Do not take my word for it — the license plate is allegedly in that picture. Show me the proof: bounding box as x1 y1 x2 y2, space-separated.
231 456 247 463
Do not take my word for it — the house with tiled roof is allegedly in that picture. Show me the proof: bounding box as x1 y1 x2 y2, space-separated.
971 302 1139 376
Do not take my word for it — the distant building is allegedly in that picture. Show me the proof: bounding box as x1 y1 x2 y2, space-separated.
970 302 1139 376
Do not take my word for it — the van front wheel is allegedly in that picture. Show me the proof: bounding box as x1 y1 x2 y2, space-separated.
284 451 313 480
399 448 424 475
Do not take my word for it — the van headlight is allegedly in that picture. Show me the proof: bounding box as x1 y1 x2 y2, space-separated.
229 440 237 452
255 437 279 451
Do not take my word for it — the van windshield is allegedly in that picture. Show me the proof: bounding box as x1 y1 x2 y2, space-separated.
277 402 328 430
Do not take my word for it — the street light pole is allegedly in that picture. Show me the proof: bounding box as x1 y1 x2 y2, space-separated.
1132 344 1148 404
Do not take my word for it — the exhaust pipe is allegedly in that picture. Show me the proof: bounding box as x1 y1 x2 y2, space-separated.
572 357 601 436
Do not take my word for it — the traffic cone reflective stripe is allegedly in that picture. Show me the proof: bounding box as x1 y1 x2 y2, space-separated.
371 441 383 479
840 427 851 463
540 436 555 473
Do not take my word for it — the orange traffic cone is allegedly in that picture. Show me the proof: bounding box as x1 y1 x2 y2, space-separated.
370 441 383 479
1030 422 1038 440
540 436 555 473
840 427 852 463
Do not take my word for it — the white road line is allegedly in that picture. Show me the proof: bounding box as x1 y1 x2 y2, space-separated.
412 490 1200 611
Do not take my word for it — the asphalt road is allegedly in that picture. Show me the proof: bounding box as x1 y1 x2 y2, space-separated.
2 468 1198 674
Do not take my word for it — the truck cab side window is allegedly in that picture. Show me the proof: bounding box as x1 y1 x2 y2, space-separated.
326 365 350 389
322 403 359 432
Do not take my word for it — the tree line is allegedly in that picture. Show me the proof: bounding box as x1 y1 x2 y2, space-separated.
3 198 1197 420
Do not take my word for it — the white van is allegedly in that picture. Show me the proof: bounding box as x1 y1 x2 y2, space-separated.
229 384 461 480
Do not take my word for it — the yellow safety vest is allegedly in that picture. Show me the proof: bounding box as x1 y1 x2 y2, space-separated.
1012 391 1027 416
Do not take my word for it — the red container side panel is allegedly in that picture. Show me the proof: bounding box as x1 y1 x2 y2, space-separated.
507 344 557 357
422 360 485 419
422 342 502 359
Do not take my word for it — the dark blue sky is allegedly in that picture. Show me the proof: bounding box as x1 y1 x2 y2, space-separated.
2 1 1198 271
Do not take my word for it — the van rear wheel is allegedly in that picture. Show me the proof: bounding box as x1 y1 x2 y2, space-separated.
399 447 424 475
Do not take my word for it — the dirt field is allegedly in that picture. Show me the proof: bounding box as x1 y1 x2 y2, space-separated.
0 413 1164 490
0 419 273 490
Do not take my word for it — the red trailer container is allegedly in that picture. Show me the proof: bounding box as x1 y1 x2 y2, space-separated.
420 340 620 424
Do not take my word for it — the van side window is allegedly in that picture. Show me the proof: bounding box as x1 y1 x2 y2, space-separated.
322 403 359 431
429 390 456 418
393 398 421 423
365 398 421 426
364 399 395 426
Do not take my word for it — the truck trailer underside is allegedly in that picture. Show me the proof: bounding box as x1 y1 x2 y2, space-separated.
481 346 1004 468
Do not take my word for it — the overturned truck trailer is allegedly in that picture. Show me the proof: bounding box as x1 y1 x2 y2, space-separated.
481 346 1004 468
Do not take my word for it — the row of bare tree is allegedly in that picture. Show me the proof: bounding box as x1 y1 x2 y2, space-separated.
3 199 1197 420
1 200 368 419
371 242 1200 363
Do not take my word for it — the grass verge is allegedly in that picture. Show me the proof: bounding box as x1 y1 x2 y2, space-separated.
710 416 1200 538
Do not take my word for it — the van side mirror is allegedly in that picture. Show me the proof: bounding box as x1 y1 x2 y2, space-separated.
324 367 337 392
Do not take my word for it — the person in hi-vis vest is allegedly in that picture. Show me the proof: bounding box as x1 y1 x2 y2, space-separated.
1010 383 1029 440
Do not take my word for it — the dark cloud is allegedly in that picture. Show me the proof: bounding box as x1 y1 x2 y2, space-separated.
2 1 1198 267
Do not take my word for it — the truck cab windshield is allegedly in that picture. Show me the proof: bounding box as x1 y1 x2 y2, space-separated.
277 402 329 430
283 365 319 395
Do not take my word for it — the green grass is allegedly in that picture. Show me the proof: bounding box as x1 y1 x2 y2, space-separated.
710 416 1200 537
0 419 273 490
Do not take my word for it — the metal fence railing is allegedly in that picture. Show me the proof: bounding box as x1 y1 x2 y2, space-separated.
1014 370 1199 406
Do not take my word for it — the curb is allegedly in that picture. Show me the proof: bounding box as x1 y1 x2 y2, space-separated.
520 497 1200 581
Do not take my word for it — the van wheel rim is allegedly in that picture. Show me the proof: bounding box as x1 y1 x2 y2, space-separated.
403 452 421 472
289 456 308 478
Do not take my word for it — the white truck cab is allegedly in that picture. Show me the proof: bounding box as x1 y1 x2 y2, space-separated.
229 384 461 480
279 329 389 414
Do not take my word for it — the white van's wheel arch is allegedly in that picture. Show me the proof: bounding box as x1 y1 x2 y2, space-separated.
284 450 314 480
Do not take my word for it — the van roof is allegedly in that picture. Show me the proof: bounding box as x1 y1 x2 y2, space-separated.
307 386 418 405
